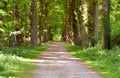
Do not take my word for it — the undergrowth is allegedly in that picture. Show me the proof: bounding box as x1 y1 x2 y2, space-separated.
0 42 49 77
65 43 120 78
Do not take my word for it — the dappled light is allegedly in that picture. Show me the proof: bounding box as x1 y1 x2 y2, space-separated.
0 0 120 78
31 42 102 78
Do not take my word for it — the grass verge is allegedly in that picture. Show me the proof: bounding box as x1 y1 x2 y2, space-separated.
0 42 49 78
65 43 120 78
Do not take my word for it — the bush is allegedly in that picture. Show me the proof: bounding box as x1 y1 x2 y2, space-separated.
111 30 120 46
0 63 5 72
111 20 120 47
1 47 21 56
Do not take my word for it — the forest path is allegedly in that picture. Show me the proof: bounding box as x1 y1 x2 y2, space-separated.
31 42 103 78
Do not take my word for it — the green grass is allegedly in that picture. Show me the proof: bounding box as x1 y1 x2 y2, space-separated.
65 43 120 78
0 42 49 78
0 54 34 78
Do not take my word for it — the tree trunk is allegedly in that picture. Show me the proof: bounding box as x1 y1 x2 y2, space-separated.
80 0 89 47
15 6 23 45
87 0 98 47
30 0 38 47
39 0 45 43
102 0 111 49
71 0 80 45
94 1 98 44
44 2 49 42
80 0 98 47
12 0 23 45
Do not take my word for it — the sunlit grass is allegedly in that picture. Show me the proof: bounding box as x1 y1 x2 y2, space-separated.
0 42 49 77
0 54 33 77
65 43 120 78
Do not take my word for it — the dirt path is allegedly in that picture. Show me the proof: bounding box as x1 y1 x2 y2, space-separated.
31 42 103 78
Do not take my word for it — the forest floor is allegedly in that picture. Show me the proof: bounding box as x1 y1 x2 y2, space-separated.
30 42 103 78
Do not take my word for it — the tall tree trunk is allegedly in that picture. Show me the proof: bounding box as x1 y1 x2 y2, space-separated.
102 0 111 49
39 0 45 43
94 1 98 44
62 0 69 42
30 0 38 47
71 0 79 45
15 6 23 45
80 0 98 47
67 0 73 43
11 0 17 45
80 0 89 47
44 2 49 42
62 0 73 43
62 19 67 41
87 0 98 47
12 0 23 45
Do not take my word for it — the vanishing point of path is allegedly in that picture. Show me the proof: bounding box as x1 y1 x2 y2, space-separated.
31 42 103 78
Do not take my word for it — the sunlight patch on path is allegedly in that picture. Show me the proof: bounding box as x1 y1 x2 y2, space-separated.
30 42 103 78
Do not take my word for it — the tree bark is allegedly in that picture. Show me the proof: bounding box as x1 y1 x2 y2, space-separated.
102 0 111 49
80 0 89 47
87 0 98 47
44 2 49 42
30 0 38 47
39 0 45 43
94 1 98 44
12 0 24 45
71 0 80 45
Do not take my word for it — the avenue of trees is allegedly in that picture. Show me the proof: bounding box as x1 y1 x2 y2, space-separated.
0 0 120 49
0 0 120 77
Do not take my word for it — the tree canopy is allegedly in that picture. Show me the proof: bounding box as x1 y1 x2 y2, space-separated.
0 0 120 49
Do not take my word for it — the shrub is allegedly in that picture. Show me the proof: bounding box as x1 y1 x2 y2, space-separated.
111 30 120 46
0 63 5 72
2 47 21 56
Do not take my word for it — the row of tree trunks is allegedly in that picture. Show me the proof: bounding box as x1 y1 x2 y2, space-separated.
3 0 110 49
11 0 52 47
63 0 111 49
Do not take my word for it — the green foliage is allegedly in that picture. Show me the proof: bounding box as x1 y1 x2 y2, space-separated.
1 47 20 55
0 42 49 77
53 34 62 41
111 29 120 46
111 0 120 46
111 19 120 46
0 63 5 72
49 0 65 39
0 54 32 77
1 42 49 58
15 43 49 59
65 43 120 78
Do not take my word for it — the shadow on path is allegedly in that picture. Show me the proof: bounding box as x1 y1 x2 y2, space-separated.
31 42 103 78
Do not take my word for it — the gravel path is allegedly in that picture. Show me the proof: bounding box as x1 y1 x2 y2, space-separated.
31 42 103 78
